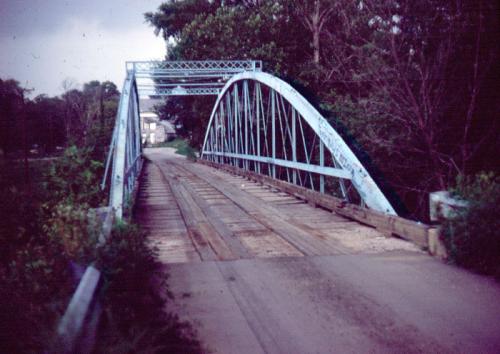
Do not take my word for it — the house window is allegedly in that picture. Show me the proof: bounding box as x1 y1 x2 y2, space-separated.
150 122 157 130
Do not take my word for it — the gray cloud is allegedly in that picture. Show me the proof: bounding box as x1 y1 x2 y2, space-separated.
0 0 163 38
0 0 166 96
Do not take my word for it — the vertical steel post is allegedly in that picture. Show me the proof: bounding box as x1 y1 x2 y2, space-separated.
292 108 297 185
243 81 249 170
332 156 348 199
271 89 276 179
256 84 261 174
133 83 141 176
234 84 239 167
319 139 325 194
214 114 219 163
226 95 234 166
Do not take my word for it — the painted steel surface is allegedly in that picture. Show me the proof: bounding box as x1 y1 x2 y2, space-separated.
105 61 396 218
104 61 261 218
201 71 396 215
108 73 143 218
130 60 262 97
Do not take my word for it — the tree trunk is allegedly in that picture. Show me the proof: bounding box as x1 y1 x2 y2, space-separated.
313 27 320 64
312 1 321 64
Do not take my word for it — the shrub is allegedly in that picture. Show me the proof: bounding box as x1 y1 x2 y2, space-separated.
0 243 73 352
42 145 104 210
0 158 76 353
44 203 101 264
154 138 198 161
94 221 201 353
1 145 201 352
441 172 500 276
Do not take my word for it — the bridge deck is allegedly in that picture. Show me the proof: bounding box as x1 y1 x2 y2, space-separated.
134 148 500 353
136 148 416 263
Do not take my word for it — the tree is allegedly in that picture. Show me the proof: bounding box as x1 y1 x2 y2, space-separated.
0 79 26 154
145 0 219 43
61 80 119 155
145 0 500 219
25 95 65 153
318 0 499 217
288 0 337 64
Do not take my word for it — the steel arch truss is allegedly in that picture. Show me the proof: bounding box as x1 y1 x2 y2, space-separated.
201 72 396 215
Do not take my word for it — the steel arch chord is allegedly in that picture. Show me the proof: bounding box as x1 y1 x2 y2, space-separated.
201 72 396 215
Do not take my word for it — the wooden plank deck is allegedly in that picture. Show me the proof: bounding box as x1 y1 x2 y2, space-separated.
133 149 500 354
134 149 418 264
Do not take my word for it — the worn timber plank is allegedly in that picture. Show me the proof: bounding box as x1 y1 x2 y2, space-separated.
199 160 430 248
137 149 419 265
134 162 201 263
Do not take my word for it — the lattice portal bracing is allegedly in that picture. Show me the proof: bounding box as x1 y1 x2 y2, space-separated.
128 60 262 97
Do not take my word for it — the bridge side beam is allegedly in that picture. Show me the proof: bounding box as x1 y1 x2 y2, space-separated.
109 74 142 219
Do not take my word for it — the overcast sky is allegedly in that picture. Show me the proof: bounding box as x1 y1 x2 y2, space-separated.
0 0 166 97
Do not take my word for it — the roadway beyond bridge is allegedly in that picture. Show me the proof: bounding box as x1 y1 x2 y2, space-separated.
135 148 500 354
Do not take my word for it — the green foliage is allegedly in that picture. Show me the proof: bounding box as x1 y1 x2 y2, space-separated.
146 0 500 219
0 159 76 353
0 144 108 352
0 240 73 352
94 221 201 353
145 0 218 40
450 172 499 203
156 138 198 160
0 77 119 158
44 204 101 263
0 73 165 352
42 145 104 209
174 3 291 71
442 172 500 276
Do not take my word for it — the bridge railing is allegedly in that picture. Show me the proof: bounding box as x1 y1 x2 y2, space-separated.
102 71 143 219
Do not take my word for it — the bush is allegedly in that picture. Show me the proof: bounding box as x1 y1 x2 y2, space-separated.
153 138 198 161
44 203 101 264
0 244 74 352
1 145 201 352
94 221 201 353
441 172 500 276
42 145 104 210
0 158 76 353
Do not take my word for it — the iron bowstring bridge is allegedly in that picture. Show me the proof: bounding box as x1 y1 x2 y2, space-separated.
103 60 395 219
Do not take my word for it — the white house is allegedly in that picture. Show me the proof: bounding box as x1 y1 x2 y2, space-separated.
140 111 176 145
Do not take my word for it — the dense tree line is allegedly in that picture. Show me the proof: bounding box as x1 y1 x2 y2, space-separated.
146 0 499 219
0 79 119 158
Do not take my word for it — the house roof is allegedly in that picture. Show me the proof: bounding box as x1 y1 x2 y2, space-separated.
139 98 163 113
159 120 176 134
141 111 159 118
142 114 159 124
